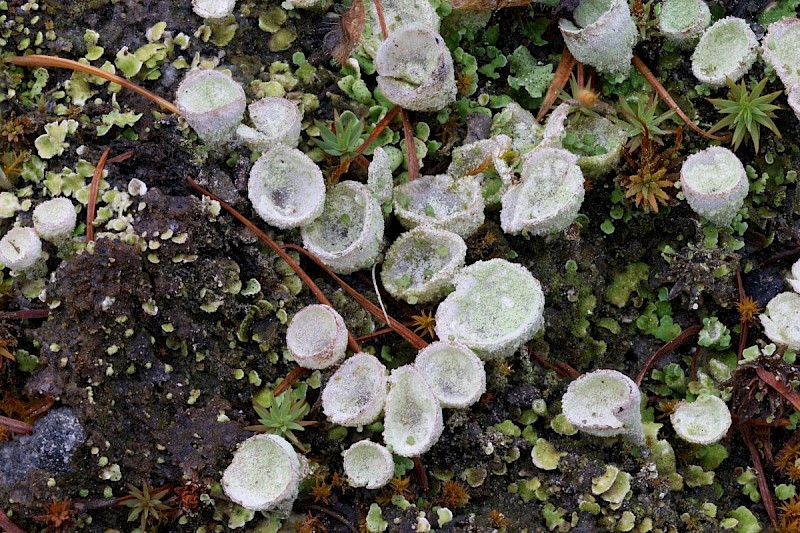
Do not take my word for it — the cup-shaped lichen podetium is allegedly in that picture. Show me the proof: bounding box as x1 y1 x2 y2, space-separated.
322 352 388 427
192 0 236 19
383 365 444 457
561 369 644 444
301 181 384 274
285 304 348 369
680 146 748 227
236 97 302 151
670 394 732 445
558 0 638 76
691 17 758 87
342 440 394 489
247 145 325 229
175 69 246 146
414 341 486 409
381 226 466 305
374 25 456 112
222 434 304 512
759 292 800 351
393 174 484 239
500 146 585 236
658 0 710 45
435 259 545 359
762 18 800 89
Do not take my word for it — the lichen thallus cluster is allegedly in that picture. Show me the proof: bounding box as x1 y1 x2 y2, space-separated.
1 0 800 531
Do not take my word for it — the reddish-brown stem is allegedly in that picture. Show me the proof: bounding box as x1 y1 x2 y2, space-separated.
632 55 731 142
401 109 420 180
106 151 134 164
526 346 580 379
355 326 396 342
185 177 361 353
371 0 389 39
0 309 49 319
0 508 26 533
282 244 428 351
0 415 33 434
273 366 311 397
756 368 800 413
734 414 790 427
412 456 429 492
635 325 702 386
6 55 179 114
86 147 110 243
536 47 576 122
739 425 778 530
354 154 371 170
758 246 800 269
355 106 402 156
307 505 359 533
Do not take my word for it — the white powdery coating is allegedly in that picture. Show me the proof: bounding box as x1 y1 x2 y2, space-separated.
248 146 325 230
414 341 486 408
393 174 484 238
286 304 348 369
222 434 302 512
670 394 731 445
175 69 246 146
383 365 444 457
238 98 302 150
789 258 800 294
762 18 800 89
322 352 388 426
447 135 514 186
789 84 800 123
367 147 394 209
193 0 236 18
562 369 644 444
658 0 710 44
301 181 384 274
558 0 638 76
567 112 628 179
491 103 544 153
0 227 42 272
760 292 800 350
342 440 394 489
435 259 545 359
680 146 748 226
381 226 466 304
360 0 440 59
501 147 585 236
375 25 456 112
33 198 77 241
691 17 758 87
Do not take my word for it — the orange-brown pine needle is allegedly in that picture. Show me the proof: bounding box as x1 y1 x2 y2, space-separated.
537 47 576 122
6 55 179 114
86 147 110 243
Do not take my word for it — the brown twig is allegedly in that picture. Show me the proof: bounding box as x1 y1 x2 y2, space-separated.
0 508 26 533
739 425 778 530
0 309 49 319
273 366 311 397
758 246 800 269
635 325 702 385
308 505 359 533
86 147 110 243
6 55 179 114
282 244 428 351
536 47 576 122
756 368 800 412
401 109 420 180
526 346 580 379
0 415 33 434
412 456 429 492
355 106 402 156
371 0 389 39
632 55 731 142
690 347 704 382
185 177 361 353
106 151 134 164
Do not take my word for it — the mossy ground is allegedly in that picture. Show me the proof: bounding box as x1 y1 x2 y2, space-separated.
1 0 799 531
